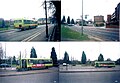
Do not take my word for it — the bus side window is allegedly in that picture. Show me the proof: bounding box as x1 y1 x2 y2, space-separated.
28 60 33 65
38 60 44 64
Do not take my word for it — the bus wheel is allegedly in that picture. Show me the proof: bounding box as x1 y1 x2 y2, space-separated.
29 26 31 29
21 29 23 31
45 66 48 69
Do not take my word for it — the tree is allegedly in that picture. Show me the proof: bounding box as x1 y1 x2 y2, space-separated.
61 15 66 24
30 47 37 58
12 56 16 64
50 47 58 66
13 56 16 62
98 53 104 61
106 58 112 61
81 51 87 64
116 58 120 65
63 51 69 64
71 19 75 24
67 16 70 24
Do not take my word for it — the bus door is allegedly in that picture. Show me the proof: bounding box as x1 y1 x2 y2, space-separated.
22 59 27 68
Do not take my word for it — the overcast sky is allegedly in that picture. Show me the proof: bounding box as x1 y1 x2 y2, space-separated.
61 0 120 21
1 42 120 61
1 0 119 21
1 42 60 59
0 0 48 20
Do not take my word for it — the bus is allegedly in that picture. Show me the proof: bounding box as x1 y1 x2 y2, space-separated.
16 58 53 71
95 61 115 68
14 18 38 30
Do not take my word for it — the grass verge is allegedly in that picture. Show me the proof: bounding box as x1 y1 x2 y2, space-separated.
61 25 90 41
0 27 14 31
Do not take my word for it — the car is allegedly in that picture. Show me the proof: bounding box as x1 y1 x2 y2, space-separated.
68 24 74 26
0 63 11 68
63 63 67 66
72 64 76 66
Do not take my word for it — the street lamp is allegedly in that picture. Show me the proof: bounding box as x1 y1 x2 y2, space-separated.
4 43 6 70
81 0 83 35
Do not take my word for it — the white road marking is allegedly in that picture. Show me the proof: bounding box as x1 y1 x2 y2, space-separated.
21 30 45 42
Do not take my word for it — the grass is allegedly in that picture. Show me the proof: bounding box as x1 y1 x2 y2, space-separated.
61 25 90 41
0 27 14 31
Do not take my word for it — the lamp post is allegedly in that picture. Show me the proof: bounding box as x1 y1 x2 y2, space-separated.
20 51 22 69
45 0 49 39
81 0 83 35
4 43 6 70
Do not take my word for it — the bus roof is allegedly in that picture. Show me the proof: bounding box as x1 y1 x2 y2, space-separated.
95 61 115 63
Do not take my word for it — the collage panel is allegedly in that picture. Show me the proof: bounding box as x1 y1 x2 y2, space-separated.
61 0 120 41
59 42 120 83
0 0 61 42
0 42 60 83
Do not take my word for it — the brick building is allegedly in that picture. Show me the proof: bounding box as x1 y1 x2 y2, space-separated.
94 15 105 27
106 3 120 28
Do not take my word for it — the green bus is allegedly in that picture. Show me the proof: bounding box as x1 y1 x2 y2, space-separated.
14 18 38 30
95 61 115 68
16 58 53 71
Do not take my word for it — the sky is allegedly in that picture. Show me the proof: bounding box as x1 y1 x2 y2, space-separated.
0 0 119 21
0 42 60 59
0 0 51 20
1 42 120 61
61 0 120 21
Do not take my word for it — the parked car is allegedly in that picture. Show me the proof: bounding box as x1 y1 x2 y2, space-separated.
68 24 74 26
0 63 11 68
63 63 67 66
72 64 76 66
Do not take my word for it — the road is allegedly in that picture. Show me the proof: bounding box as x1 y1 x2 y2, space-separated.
1 66 120 83
0 24 54 41
67 25 119 41
1 72 59 83
0 68 59 83
59 71 120 83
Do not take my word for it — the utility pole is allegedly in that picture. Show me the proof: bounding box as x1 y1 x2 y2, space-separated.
81 0 83 35
20 51 22 69
11 57 12 68
25 49 27 58
45 0 49 39
4 43 6 70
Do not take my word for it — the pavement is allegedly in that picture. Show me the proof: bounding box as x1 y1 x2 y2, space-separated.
61 36 103 41
0 67 58 77
59 65 120 73
88 35 103 41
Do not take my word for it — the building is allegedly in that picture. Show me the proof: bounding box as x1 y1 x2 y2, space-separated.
37 18 50 25
106 3 120 28
94 15 105 27
107 15 112 23
111 3 120 23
